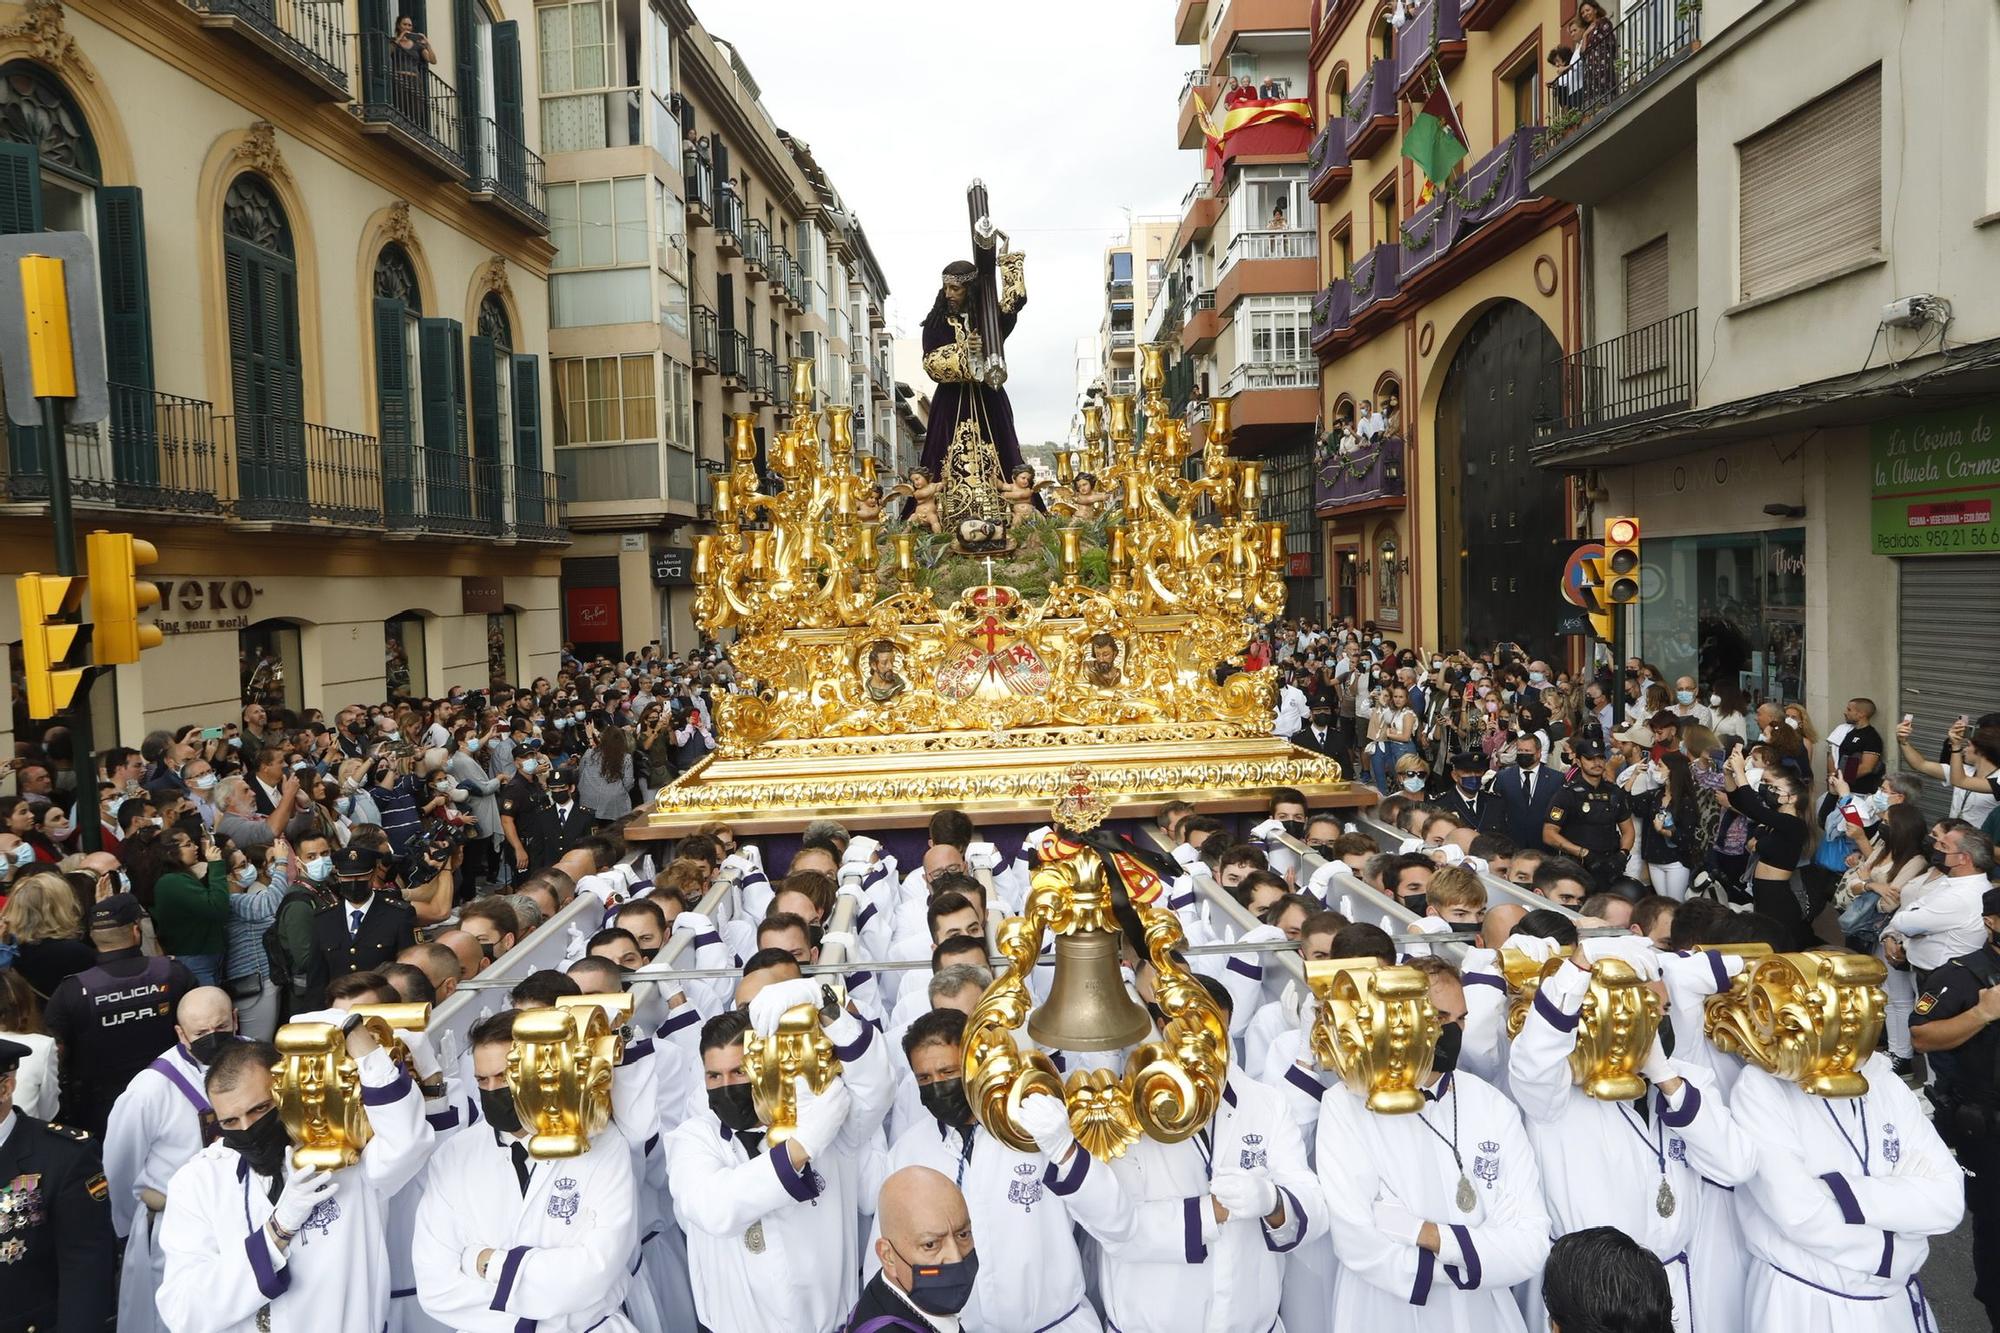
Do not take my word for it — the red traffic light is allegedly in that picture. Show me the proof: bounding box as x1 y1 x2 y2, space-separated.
1607 517 1639 545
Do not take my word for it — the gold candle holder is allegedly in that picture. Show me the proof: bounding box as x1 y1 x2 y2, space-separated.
1055 449 1076 484
859 454 877 486
1081 403 1104 447
1208 397 1233 446
1228 529 1248 572
834 473 855 518
776 436 798 476
1107 395 1135 445
1263 521 1285 563
711 474 734 521
790 357 815 405
1140 343 1166 397
1237 460 1263 510
856 523 878 565
894 532 916 587
1058 526 1082 579
826 405 856 460
1122 472 1143 514
748 530 772 578
730 413 759 466
693 535 714 579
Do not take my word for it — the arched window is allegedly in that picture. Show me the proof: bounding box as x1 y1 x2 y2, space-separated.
1374 373 1403 438
1325 66 1349 119
224 175 306 517
374 239 471 526
472 290 513 523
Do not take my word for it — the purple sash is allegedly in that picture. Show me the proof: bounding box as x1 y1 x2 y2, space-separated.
150 1054 220 1145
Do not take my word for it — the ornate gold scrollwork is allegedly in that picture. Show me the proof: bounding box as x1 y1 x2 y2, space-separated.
742 1002 844 1146
1305 959 1439 1115
272 1003 429 1169
509 1004 622 1158
1704 949 1887 1098
1495 951 1660 1101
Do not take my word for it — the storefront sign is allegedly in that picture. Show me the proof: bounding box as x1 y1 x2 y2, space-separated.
565 586 621 644
461 576 505 614
1871 403 2000 554
1285 552 1314 579
652 548 694 585
147 579 260 635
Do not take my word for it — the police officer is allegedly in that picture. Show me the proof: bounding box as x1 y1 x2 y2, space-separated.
517 764 592 874
499 737 549 877
1911 885 2000 1329
1541 734 1634 892
41 894 199 1135
1434 749 1508 835
302 846 417 1009
0 1035 116 1333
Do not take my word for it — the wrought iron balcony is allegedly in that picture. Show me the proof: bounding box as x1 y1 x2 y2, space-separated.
507 462 568 543
1396 0 1467 95
715 185 744 257
1343 59 1397 158
181 0 349 101
747 348 776 405
692 306 720 375
769 243 793 307
1544 308 1696 439
1534 0 1699 165
353 30 465 177
1221 360 1320 396
1397 126 1537 279
719 328 747 387
1109 329 1137 350
465 115 548 230
683 147 713 225
384 445 492 537
1315 435 1404 512
220 412 383 528
783 257 808 310
744 218 771 280
2 384 223 516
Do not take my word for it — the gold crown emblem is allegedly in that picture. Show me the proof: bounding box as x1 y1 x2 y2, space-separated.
1052 763 1109 833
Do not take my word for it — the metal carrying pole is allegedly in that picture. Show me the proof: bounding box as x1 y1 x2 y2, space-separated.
1134 823 1308 984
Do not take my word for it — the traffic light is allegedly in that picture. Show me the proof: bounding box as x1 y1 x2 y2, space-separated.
1604 515 1641 605
85 530 162 665
16 572 85 719
1578 555 1617 644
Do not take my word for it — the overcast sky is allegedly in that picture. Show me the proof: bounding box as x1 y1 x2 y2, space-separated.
714 1 1196 447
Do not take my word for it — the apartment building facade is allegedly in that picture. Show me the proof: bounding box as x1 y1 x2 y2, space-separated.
1100 217 1176 401
1161 0 1323 618
1305 0 1578 651
0 0 564 750
541 0 890 655
1531 0 2000 749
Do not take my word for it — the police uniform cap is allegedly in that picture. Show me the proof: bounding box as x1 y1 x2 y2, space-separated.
1571 735 1607 759
1984 887 2000 917
1448 750 1486 773
0 1035 29 1074
333 845 381 879
89 892 144 929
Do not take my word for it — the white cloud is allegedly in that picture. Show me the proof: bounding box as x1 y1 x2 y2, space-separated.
710 0 1197 447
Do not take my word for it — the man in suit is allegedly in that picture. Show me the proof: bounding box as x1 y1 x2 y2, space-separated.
1493 731 1559 851
0 1035 117 1333
1436 749 1509 834
1292 703 1342 759
303 845 416 1008
520 764 594 873
844 1165 977 1333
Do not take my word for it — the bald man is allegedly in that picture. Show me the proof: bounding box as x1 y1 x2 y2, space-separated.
103 986 239 1333
845 1166 978 1332
433 928 487 980
397 941 462 1002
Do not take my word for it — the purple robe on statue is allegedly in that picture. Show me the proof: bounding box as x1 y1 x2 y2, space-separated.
918 291 1027 481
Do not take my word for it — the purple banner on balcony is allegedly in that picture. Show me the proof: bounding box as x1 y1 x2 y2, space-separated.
1308 119 1350 195
1396 127 1538 279
1396 0 1467 91
1342 58 1396 155
1399 193 1456 277
1316 436 1405 511
1349 242 1401 317
1311 280 1351 346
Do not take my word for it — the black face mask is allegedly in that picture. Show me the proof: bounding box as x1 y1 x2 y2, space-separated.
338 880 372 904
1431 1021 1463 1076
480 1086 523 1135
220 1107 291 1179
708 1081 762 1133
1400 891 1428 915
919 1077 975 1128
1928 847 1950 870
1515 752 1538 769
1279 819 1307 839
638 945 660 962
187 1031 237 1066
1307 840 1337 857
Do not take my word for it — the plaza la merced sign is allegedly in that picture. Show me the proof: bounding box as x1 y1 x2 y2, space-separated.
1871 402 2000 555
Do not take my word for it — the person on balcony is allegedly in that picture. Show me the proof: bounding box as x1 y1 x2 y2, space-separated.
1575 0 1619 104
390 15 436 133
1268 198 1290 230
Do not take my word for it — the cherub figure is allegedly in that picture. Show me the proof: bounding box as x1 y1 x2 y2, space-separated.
1000 464 1042 526
857 482 885 523
1061 472 1109 522
886 466 944 534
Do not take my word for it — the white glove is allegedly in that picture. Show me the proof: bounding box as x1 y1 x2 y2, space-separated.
1372 1199 1426 1246
837 861 870 889
790 1077 851 1159
1236 923 1285 949
1433 843 1466 866
1249 818 1287 842
1396 837 1424 855
843 835 882 866
735 843 764 872
1211 1171 1278 1222
1715 950 1749 980
401 1029 443 1084
1172 842 1202 869
1581 933 1662 980
818 929 859 959
1016 1093 1075 1159
1022 825 1053 856
671 910 713 938
966 841 1003 873
1408 916 1452 936
1641 1036 1675 1086
1308 861 1347 895
1462 855 1489 876
1506 934 1559 966
271 1162 335 1232
747 977 822 1037
719 852 755 881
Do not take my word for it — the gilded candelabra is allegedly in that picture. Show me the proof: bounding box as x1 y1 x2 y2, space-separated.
654 346 1350 826
272 1003 429 1169
1704 949 1887 1098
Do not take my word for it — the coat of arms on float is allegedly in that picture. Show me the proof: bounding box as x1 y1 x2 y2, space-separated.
649 183 1349 827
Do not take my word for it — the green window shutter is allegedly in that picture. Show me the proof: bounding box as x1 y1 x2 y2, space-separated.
96 186 156 488
455 0 481 178
511 352 542 526
492 21 524 194
0 141 45 483
359 0 392 105
419 316 467 517
469 333 501 530
404 0 428 33
375 297 411 517
264 262 305 507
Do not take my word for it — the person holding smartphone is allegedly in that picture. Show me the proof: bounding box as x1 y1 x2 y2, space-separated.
148 825 232 987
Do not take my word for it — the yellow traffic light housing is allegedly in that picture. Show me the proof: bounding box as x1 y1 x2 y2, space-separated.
16 572 85 718
1578 555 1617 644
1604 515 1641 605
86 530 162 665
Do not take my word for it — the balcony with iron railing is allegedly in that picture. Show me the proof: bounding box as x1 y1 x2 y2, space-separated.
1108 329 1137 351
747 349 776 406
1178 67 1225 150
464 115 548 230
1308 117 1352 200
683 147 713 225
2 384 223 517
1395 0 1468 95
540 85 645 154
769 244 794 308
719 328 747 388
691 305 720 375
220 412 381 527
1343 59 1397 158
353 30 465 177
1107 277 1135 300
1315 435 1404 513
715 185 744 257
1181 289 1221 352
784 257 808 311
182 0 350 100
1532 0 1701 177
743 217 771 281
1541 308 1696 441
873 345 894 386
384 446 496 538
1222 360 1320 397
1217 227 1317 283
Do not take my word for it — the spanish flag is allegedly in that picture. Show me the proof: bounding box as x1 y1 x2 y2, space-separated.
1197 91 1314 187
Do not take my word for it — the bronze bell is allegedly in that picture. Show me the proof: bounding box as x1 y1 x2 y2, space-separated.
1027 927 1154 1053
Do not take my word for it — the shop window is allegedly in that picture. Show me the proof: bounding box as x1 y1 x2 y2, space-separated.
1376 533 1401 621
386 613 428 700
1636 529 1805 705
240 620 301 713
486 610 517 688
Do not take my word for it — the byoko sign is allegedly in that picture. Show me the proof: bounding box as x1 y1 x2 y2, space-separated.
149 579 260 635
1870 403 2000 555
